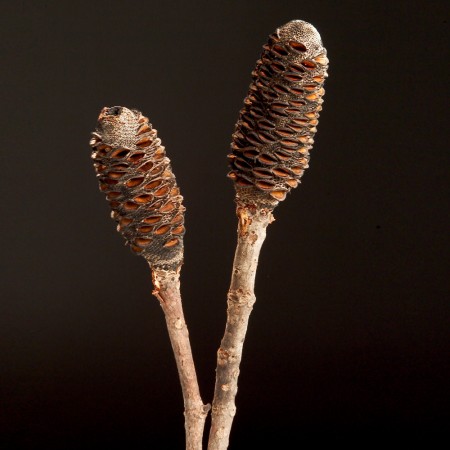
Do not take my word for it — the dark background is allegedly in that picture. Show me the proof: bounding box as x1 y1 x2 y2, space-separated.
1 0 448 448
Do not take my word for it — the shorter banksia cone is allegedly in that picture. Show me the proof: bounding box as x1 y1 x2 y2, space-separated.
228 20 329 207
90 106 185 270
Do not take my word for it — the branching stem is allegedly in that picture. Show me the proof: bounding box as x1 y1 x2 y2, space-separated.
152 268 210 450
208 204 274 450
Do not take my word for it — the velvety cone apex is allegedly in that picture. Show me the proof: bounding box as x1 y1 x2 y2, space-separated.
90 106 185 270
228 20 328 208
277 20 324 59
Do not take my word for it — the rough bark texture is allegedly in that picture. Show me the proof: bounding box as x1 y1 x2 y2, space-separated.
208 205 273 450
152 268 210 450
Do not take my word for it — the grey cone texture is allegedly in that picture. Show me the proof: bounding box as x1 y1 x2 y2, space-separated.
228 20 329 208
90 107 185 270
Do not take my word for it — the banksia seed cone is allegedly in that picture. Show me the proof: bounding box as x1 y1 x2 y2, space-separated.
228 20 329 207
90 106 185 270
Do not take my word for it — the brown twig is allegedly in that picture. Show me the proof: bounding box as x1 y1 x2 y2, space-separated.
208 205 273 450
152 267 210 450
90 107 209 449
209 19 328 448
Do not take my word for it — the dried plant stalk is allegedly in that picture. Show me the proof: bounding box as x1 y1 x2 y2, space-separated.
152 268 210 450
90 107 208 450
209 20 328 450
208 206 272 450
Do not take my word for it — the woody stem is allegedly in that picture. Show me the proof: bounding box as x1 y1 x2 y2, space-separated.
208 204 273 450
152 267 210 450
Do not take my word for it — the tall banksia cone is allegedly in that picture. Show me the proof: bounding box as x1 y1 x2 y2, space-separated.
90 106 185 270
228 20 329 207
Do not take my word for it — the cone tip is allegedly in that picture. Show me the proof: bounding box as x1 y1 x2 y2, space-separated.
277 20 325 57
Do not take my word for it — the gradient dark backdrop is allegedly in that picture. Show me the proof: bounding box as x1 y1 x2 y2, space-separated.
1 1 448 448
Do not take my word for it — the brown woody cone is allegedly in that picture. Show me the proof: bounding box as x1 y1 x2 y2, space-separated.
228 20 329 208
90 106 185 270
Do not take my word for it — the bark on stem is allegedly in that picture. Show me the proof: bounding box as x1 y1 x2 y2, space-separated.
152 267 210 450
208 204 274 450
